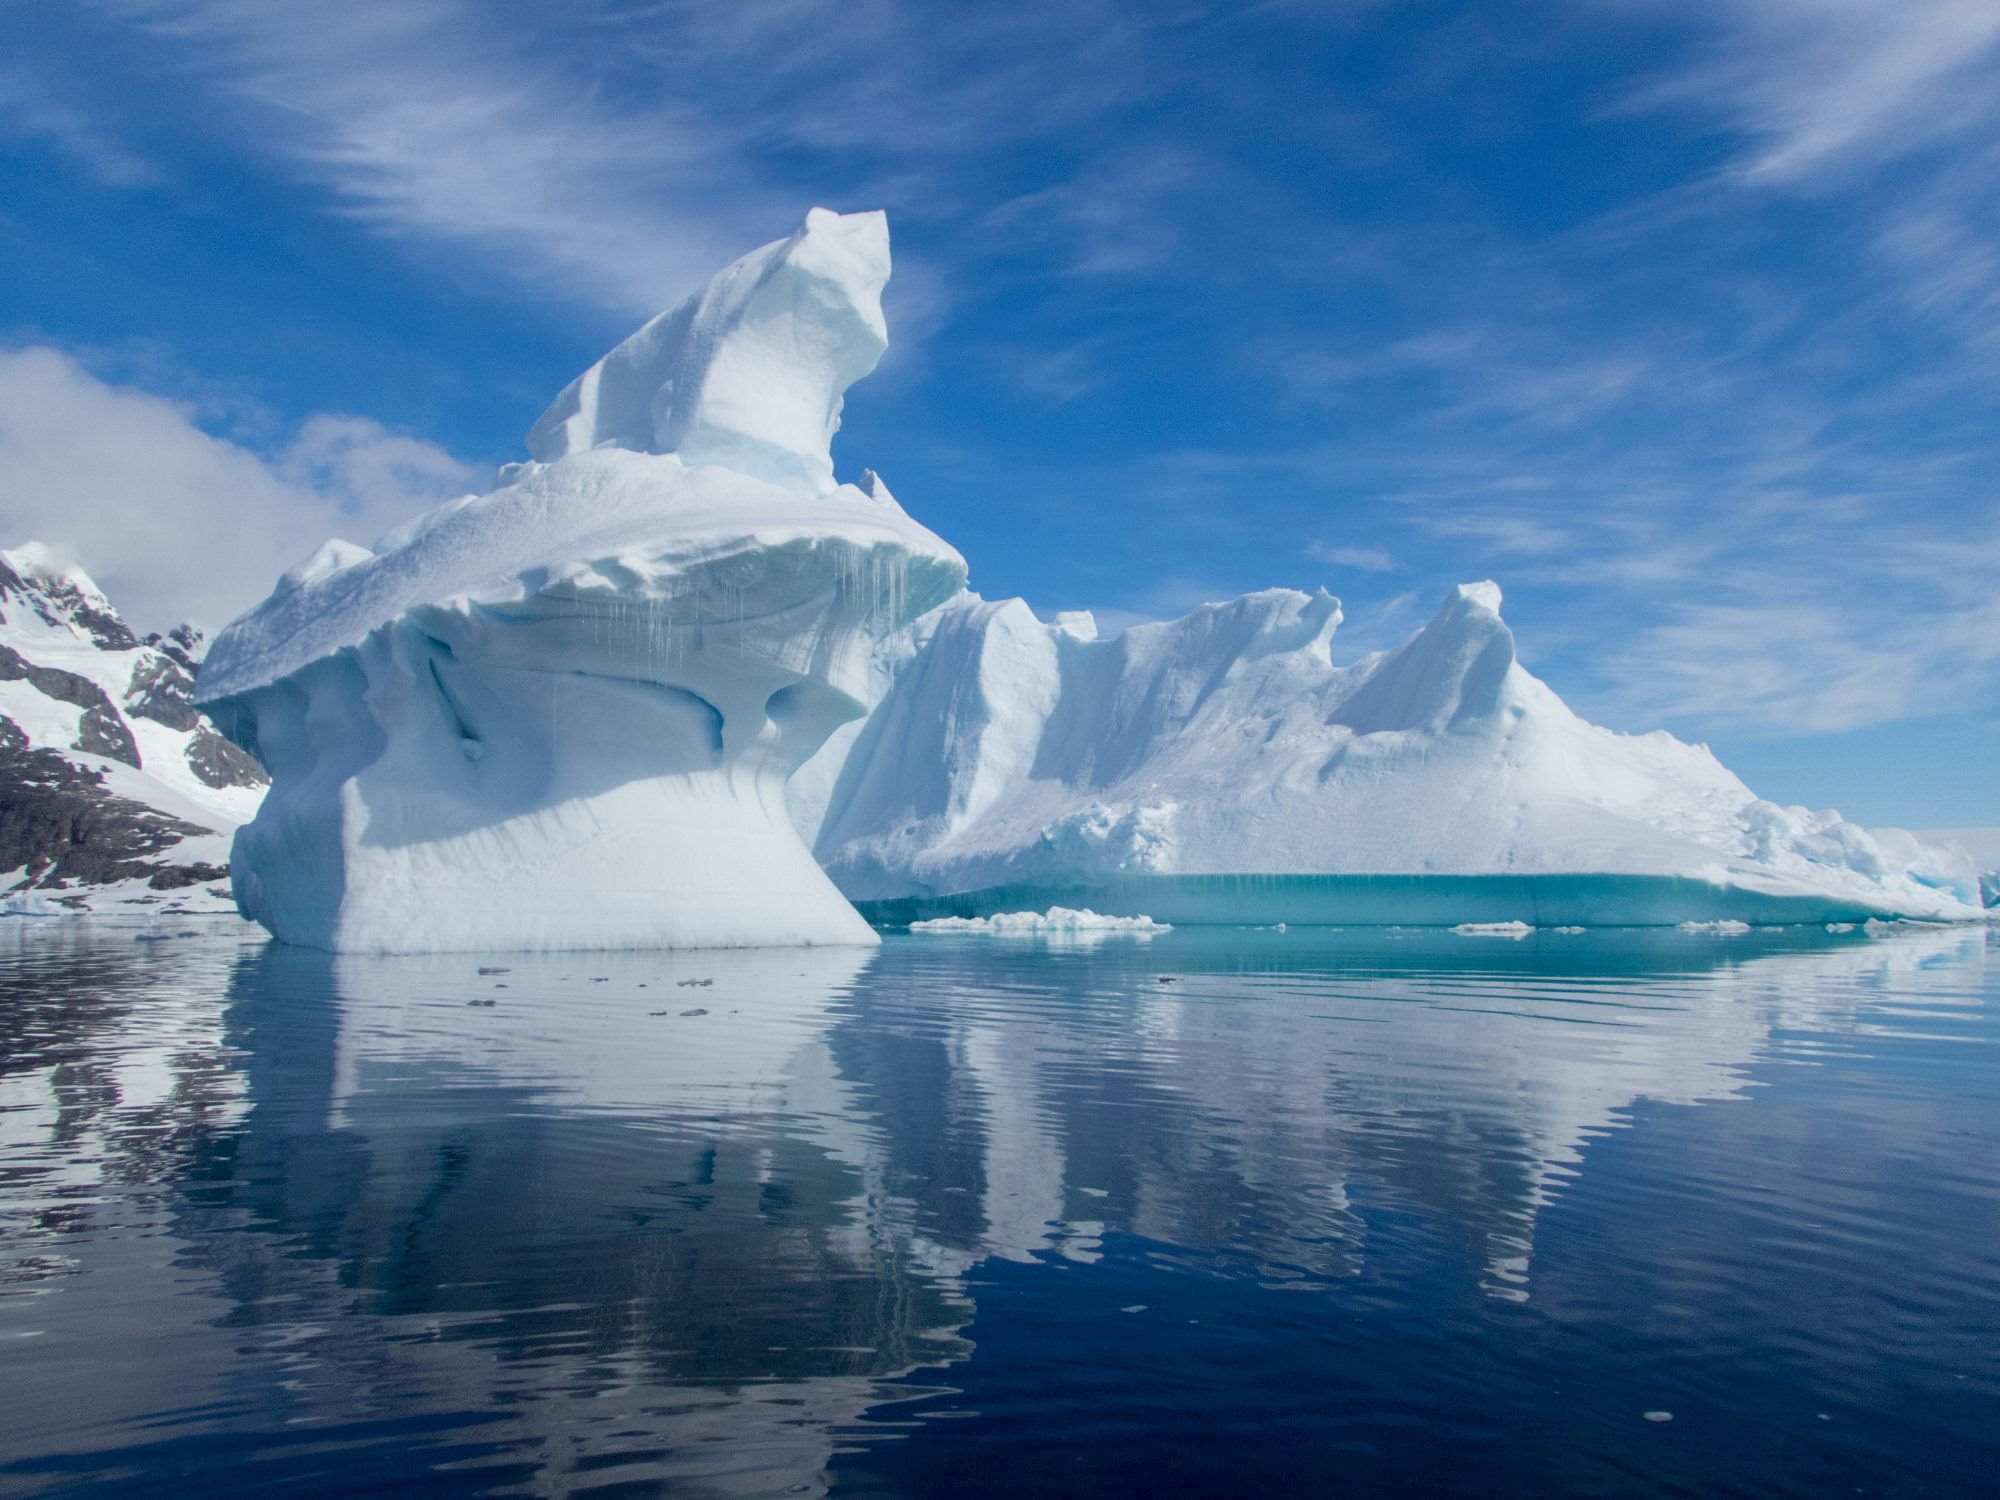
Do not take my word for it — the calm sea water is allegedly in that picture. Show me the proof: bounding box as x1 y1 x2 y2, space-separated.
1 920 1995 1497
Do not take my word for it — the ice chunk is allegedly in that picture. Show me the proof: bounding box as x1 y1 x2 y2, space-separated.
525 208 890 495
1453 921 1535 938
909 906 1170 937
1678 919 1752 935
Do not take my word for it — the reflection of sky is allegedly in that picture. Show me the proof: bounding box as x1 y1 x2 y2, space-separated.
0 922 1991 1493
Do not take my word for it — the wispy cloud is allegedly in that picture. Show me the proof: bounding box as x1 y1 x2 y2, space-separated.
107 0 788 315
0 68 165 189
1305 541 1396 572
84 0 1188 319
1613 0 2000 184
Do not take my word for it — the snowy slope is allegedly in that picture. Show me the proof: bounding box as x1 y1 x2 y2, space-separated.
199 208 966 954
805 582 1982 923
1 543 268 915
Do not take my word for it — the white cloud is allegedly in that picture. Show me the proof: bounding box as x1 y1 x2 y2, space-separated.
1305 541 1396 572
105 1 801 315
0 346 478 633
1612 588 2000 735
92 0 1175 318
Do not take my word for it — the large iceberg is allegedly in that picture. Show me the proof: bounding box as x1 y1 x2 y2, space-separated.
199 209 965 953
800 583 1984 925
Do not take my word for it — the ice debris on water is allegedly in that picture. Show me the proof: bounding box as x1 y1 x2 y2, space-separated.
1678 920 1752 935
1453 921 1534 938
908 907 1172 936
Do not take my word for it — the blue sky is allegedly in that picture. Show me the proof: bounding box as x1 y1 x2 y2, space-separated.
2 0 1996 824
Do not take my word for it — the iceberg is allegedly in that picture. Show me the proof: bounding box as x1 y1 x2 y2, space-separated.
198 209 965 953
804 583 1984 926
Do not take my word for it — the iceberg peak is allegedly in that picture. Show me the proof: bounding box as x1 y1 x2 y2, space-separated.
525 207 891 495
276 538 373 594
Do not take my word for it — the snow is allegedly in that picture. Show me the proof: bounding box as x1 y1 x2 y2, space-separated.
908 907 1171 936
1 542 111 614
1 543 266 915
1919 827 2000 908
806 582 1983 925
525 207 890 496
198 209 965 954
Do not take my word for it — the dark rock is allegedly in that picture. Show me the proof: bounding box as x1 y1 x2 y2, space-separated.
125 651 201 731
149 863 229 890
186 725 268 790
143 625 203 675
0 713 216 889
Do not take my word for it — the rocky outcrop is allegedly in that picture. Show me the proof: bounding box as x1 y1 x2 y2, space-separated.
0 545 265 911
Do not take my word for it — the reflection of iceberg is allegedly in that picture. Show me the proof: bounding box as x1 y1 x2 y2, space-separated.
853 925 1991 1301
210 944 974 1497
197 210 964 953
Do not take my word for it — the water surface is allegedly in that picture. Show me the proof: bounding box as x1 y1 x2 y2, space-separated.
1 921 1995 1496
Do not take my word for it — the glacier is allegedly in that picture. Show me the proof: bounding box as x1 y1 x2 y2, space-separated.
198 209 965 953
800 582 1985 926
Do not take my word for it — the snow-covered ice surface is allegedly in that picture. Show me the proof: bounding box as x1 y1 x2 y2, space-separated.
909 907 1171 937
199 210 964 953
1918 828 2000 909
805 583 1983 926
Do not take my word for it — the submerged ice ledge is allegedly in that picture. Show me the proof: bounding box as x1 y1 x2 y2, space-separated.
855 872 1978 931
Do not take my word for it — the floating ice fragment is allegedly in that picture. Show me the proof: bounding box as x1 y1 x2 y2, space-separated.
1453 921 1534 938
908 907 1171 936
1678 920 1751 935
